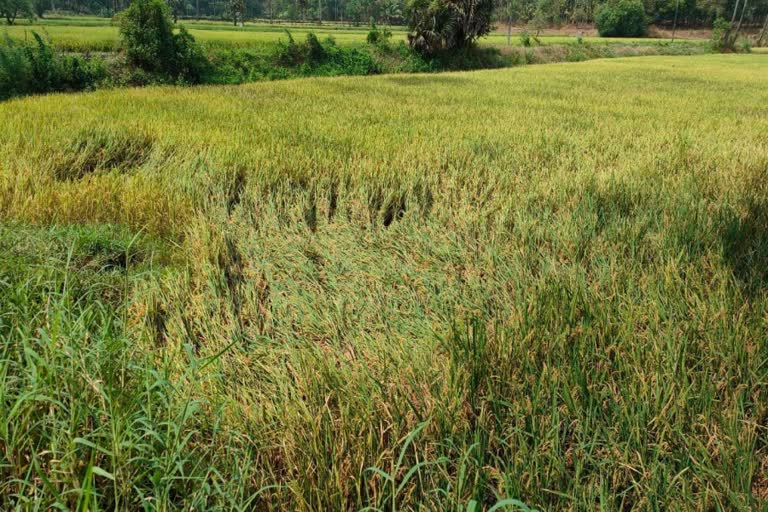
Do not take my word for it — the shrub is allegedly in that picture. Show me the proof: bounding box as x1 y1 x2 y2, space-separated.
118 0 176 71
406 0 495 55
172 26 209 81
595 0 648 37
737 37 751 53
214 32 379 83
0 33 105 100
367 22 392 46
0 38 28 97
305 32 325 62
294 35 379 76
367 23 380 44
711 17 732 51
274 30 303 67
118 0 208 82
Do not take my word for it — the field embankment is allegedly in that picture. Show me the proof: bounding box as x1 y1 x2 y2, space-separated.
0 54 767 510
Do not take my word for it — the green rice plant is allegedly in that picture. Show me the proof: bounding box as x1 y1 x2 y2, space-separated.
363 419 449 511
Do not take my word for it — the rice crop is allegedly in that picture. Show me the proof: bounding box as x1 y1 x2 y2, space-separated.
0 54 766 510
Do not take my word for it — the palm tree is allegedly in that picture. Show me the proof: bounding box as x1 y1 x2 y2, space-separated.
384 0 401 25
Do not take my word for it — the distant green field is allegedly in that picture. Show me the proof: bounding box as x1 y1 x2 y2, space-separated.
2 17 394 51
3 17 708 52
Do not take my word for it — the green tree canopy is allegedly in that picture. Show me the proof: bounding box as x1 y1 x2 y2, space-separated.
406 0 495 54
0 0 31 24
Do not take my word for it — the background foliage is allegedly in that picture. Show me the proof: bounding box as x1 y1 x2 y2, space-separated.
595 0 647 36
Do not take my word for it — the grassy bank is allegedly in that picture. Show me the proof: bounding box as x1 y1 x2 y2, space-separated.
0 54 766 510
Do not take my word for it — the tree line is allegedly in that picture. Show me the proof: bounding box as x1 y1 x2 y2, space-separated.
1 0 765 27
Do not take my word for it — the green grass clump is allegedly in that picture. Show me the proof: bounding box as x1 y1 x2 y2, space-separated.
0 54 766 510
0 224 248 509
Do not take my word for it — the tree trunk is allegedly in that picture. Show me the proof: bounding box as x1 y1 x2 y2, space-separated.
671 0 679 42
734 0 748 37
729 0 740 24
736 0 749 34
759 13 768 46
723 0 741 48
506 16 512 46
318 0 322 23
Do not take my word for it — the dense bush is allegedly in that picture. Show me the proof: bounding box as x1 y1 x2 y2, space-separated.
0 33 105 100
117 0 208 82
406 0 495 55
427 45 506 69
274 32 380 75
595 0 648 37
710 17 733 51
172 26 209 80
207 32 380 83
